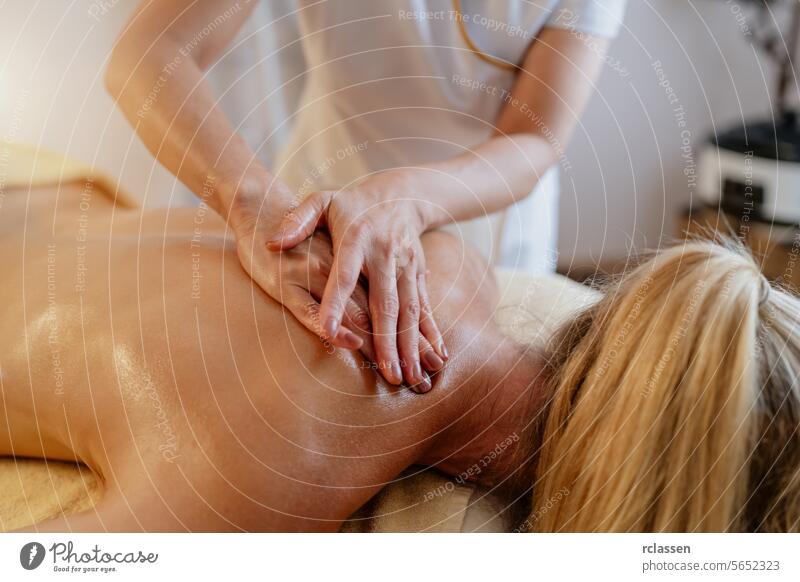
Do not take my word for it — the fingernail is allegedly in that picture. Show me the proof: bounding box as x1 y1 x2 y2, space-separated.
439 342 449 360
412 361 423 383
324 317 338 339
421 350 444 371
391 361 403 384
412 371 432 394
340 329 362 348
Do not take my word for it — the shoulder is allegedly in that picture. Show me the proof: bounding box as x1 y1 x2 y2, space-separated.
421 230 499 324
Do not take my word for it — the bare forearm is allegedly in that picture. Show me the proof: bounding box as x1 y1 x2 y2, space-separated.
106 39 286 216
404 133 559 229
104 1 293 220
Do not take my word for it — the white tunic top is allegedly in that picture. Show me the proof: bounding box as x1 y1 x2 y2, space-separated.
208 0 627 272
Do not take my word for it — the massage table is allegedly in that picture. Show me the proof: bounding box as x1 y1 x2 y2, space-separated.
0 145 599 533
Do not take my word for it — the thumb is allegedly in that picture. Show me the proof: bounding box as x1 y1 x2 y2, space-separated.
266 191 332 251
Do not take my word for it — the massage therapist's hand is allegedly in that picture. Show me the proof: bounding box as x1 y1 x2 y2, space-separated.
232 190 439 392
227 180 368 353
265 171 448 388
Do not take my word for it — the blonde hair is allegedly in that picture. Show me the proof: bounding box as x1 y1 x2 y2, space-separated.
529 240 800 532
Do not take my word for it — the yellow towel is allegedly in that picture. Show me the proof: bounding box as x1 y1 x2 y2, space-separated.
0 458 102 533
1 142 137 207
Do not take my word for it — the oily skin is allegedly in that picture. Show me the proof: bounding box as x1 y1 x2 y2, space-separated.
0 182 544 532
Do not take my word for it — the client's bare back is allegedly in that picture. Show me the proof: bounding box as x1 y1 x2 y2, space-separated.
0 181 498 531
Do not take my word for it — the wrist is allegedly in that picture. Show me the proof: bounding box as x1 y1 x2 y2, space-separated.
214 168 268 212
217 169 297 236
358 170 430 233
386 169 449 231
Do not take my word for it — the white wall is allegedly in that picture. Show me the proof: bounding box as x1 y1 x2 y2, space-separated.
0 0 784 266
559 0 780 267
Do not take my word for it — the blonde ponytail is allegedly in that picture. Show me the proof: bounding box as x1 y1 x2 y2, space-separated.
529 241 800 532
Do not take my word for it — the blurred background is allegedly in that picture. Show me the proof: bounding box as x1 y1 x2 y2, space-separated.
0 0 793 274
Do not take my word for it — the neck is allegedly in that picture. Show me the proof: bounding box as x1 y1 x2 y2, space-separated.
420 331 547 496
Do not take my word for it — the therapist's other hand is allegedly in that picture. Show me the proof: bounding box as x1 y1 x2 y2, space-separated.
265 172 447 389
229 182 366 352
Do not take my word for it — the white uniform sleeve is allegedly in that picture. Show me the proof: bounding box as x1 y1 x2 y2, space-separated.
545 0 628 38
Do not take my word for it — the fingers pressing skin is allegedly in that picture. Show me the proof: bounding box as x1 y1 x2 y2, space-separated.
397 262 430 392
418 335 444 376
341 283 376 363
416 265 448 361
304 247 372 355
281 286 363 350
265 272 441 392
319 233 366 344
366 254 403 385
411 336 442 394
306 242 433 385
259 195 446 393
